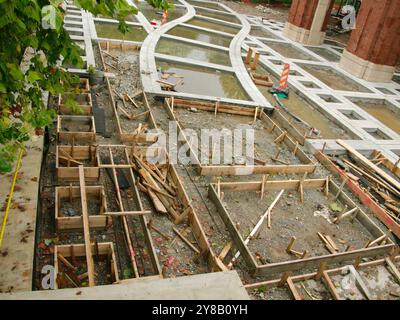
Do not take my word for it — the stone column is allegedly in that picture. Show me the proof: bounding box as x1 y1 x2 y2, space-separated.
339 0 400 83
283 0 334 45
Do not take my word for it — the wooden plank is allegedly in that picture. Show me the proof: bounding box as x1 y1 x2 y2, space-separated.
347 265 372 300
208 185 258 271
255 244 394 276
322 271 340 300
78 165 95 287
385 258 400 284
216 178 326 192
287 277 303 300
200 164 316 176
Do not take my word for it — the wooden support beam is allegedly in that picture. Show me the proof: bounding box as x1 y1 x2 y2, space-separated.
315 261 327 281
347 265 372 300
322 271 340 300
385 258 400 284
278 271 291 287
78 165 95 287
287 277 303 300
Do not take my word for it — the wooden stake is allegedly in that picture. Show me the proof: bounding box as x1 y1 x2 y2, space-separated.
286 236 297 254
253 107 259 123
251 51 260 70
245 48 253 65
315 261 327 280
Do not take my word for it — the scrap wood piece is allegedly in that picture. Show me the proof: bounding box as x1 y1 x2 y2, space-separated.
57 253 77 272
124 93 140 109
218 242 232 261
285 236 307 258
337 140 400 195
172 227 200 254
385 258 400 284
227 190 284 269
147 220 171 240
317 232 337 254
174 205 192 225
366 234 388 248
58 148 83 165
58 156 83 167
333 207 358 224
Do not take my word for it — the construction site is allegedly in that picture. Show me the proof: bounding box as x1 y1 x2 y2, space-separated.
0 0 400 301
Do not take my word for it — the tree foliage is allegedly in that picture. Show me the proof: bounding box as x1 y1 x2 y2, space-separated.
0 0 172 172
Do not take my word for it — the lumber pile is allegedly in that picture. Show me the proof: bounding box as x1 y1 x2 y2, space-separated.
130 153 190 224
331 140 400 225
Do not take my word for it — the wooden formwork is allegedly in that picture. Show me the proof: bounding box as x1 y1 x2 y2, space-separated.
97 42 158 144
55 185 108 230
56 145 100 181
164 97 316 176
98 40 141 51
58 92 93 115
57 115 96 143
54 242 119 289
245 255 400 300
98 144 223 272
315 151 400 239
208 177 397 276
95 144 162 279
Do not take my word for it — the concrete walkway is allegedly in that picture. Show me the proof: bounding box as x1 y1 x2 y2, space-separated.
0 271 250 300
0 137 43 293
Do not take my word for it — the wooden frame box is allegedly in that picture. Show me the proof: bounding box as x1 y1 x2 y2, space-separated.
58 92 93 115
55 185 108 230
57 115 96 143
54 242 119 289
56 145 100 181
208 177 396 276
164 97 317 176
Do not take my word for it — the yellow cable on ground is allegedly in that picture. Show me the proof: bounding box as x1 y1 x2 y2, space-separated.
0 144 25 248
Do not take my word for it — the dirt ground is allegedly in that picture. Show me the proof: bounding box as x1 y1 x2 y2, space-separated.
174 107 302 166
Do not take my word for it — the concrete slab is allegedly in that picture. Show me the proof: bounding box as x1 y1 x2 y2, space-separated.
0 271 250 300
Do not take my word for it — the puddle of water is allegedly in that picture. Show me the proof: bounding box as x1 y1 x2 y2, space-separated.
305 46 340 62
166 26 233 47
350 99 400 134
251 62 349 139
95 22 147 41
196 9 240 24
156 60 250 101
187 17 240 34
300 64 371 93
263 41 316 61
137 2 186 22
97 14 138 22
156 38 231 66
187 0 227 11
250 27 281 40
